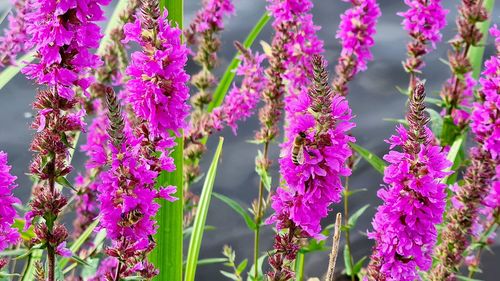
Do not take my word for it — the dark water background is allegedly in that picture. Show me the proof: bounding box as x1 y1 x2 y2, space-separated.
0 0 499 280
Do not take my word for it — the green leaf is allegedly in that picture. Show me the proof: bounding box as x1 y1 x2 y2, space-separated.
220 271 240 281
58 218 99 268
350 143 387 174
426 108 443 137
295 252 305 281
247 254 266 281
81 257 100 278
185 138 224 281
0 51 35 92
195 258 227 266
21 249 43 281
207 12 270 112
468 0 496 79
343 188 367 197
55 176 77 191
183 225 216 239
255 151 272 192
440 115 461 146
343 245 353 276
236 259 248 275
352 256 367 275
442 134 465 184
456 276 483 281
13 219 35 241
383 118 408 125
213 192 257 230
348 204 370 229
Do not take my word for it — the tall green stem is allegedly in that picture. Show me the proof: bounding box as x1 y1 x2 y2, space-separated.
344 177 354 281
254 141 270 280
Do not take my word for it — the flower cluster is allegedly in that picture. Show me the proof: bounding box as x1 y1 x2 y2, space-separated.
366 84 452 281
268 56 354 280
123 3 189 170
439 0 488 138
0 0 29 68
471 26 500 159
398 0 448 89
186 0 234 40
0 151 20 253
211 42 266 134
23 0 109 100
97 87 177 279
399 0 448 48
333 0 381 95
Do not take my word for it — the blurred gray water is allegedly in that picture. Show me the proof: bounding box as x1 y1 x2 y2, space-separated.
0 0 499 280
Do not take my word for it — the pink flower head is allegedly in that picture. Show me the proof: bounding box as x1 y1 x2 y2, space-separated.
189 0 234 33
22 0 109 99
398 0 448 49
368 125 452 280
212 48 266 134
336 0 381 73
0 151 21 251
0 0 30 68
471 26 500 160
124 11 190 139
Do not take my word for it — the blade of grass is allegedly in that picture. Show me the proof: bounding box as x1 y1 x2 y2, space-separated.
207 12 270 112
184 137 224 281
468 0 495 79
442 133 465 184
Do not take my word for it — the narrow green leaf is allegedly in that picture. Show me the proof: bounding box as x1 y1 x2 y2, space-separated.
352 256 367 275
58 218 99 268
426 108 444 137
350 143 387 174
295 252 305 281
0 51 35 92
440 116 461 146
220 271 240 281
383 118 408 125
21 249 42 281
348 204 370 228
194 258 227 266
468 0 496 79
343 245 352 276
185 138 224 281
207 12 270 112
213 192 257 230
442 134 465 184
456 276 483 281
236 259 248 275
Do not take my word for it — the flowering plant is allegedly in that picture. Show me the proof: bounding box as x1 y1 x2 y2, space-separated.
0 0 498 280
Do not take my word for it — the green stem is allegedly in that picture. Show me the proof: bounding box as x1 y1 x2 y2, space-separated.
254 141 269 280
344 177 354 281
295 252 305 281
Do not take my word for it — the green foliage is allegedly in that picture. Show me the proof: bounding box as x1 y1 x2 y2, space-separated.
208 12 271 112
185 138 224 281
58 219 99 268
347 205 370 230
468 0 496 79
0 51 35 92
213 192 257 230
350 143 387 174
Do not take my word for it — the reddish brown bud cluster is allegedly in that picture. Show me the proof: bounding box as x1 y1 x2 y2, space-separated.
267 221 303 281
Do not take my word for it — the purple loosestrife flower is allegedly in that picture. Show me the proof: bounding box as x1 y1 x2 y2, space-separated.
22 0 110 100
333 0 381 96
399 0 448 89
267 56 354 280
0 0 29 68
211 43 266 134
97 88 177 279
366 84 452 281
124 5 189 140
439 0 488 143
399 0 447 48
184 0 233 187
0 151 20 252
471 26 500 160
